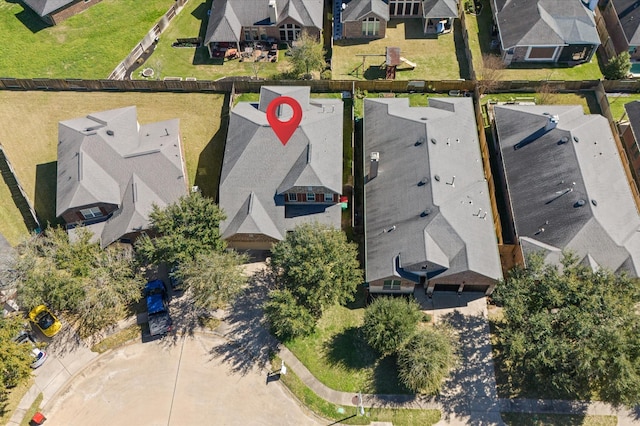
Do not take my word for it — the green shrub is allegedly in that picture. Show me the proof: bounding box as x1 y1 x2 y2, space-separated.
362 296 422 355
604 52 631 80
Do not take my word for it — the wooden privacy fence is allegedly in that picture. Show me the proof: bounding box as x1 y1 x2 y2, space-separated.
108 0 189 80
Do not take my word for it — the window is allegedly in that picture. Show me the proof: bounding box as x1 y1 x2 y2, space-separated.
362 17 380 37
526 46 558 60
244 27 259 41
279 24 301 41
325 193 334 202
287 193 297 202
80 207 102 219
382 280 401 290
389 0 421 16
307 192 315 201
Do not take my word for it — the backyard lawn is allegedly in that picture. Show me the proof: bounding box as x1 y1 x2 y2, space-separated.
606 92 640 122
332 19 466 81
464 0 603 81
141 0 291 81
285 302 409 394
0 91 225 245
0 0 174 79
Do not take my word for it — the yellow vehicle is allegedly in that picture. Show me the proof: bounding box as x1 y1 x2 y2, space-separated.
29 305 62 337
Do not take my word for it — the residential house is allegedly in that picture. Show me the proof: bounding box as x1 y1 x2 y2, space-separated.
490 0 600 65
601 0 640 61
618 100 640 181
22 0 102 25
219 86 343 250
364 97 503 296
337 0 458 39
493 104 640 276
56 106 188 247
204 0 323 57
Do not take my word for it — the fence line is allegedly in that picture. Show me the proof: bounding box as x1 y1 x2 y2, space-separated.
108 0 189 80
0 145 40 233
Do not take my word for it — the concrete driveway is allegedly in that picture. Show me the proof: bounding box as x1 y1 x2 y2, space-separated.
42 333 319 426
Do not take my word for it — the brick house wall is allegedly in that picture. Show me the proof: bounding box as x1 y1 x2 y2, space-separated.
620 124 640 177
342 19 387 39
49 0 103 25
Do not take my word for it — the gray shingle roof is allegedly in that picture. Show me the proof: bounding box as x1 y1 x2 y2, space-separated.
612 0 640 46
341 0 390 22
422 0 458 19
22 0 74 17
364 97 503 285
56 106 188 247
219 87 343 242
205 0 323 44
493 0 600 49
494 104 640 276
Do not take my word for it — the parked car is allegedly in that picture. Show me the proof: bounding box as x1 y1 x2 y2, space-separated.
28 305 62 337
14 332 48 369
144 280 172 337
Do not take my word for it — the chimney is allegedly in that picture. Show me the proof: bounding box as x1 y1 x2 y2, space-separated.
369 152 379 180
545 114 559 131
268 0 278 23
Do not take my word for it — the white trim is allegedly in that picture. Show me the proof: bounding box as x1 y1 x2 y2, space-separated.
525 45 561 61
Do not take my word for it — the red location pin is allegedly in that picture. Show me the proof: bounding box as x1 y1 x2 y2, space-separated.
266 96 303 146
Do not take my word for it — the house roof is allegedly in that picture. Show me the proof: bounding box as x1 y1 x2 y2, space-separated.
493 0 600 49
204 0 323 44
22 0 74 17
494 104 640 276
422 0 458 19
363 97 503 285
56 106 188 247
624 100 640 145
612 0 640 46
219 86 343 242
341 0 390 22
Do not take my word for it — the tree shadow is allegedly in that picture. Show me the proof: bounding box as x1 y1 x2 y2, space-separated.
34 162 59 229
454 18 471 80
193 92 229 201
207 267 279 375
192 0 216 66
324 326 376 370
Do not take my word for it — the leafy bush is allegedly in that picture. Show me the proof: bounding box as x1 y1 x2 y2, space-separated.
604 52 631 80
321 70 332 80
397 328 456 394
362 296 422 355
264 289 316 341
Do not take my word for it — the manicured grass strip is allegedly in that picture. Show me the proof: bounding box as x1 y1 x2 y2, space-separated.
19 392 43 426
91 324 142 353
501 412 617 426
606 93 640 122
481 92 596 114
274 356 441 426
0 379 33 425
0 0 175 79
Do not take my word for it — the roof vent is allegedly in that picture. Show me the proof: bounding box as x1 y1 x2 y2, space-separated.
421 117 428 121
415 137 425 146
369 152 380 180
420 209 431 217
574 199 586 208
418 177 429 186
383 225 397 233
431 138 437 144
434 174 440 182
370 152 380 161
591 199 598 206
573 136 580 143
545 114 560 131
558 136 569 145
106 129 114 136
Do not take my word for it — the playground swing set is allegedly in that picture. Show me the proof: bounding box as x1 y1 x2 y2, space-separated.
349 47 416 79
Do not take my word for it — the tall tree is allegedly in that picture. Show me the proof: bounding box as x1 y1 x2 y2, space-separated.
363 296 422 355
288 31 326 78
14 227 144 337
0 316 33 394
604 51 631 80
135 192 227 266
269 223 362 320
176 250 248 311
493 253 640 407
263 289 316 341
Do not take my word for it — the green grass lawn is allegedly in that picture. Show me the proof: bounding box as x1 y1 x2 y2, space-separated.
0 0 175 79
481 92 596 114
0 91 225 245
501 413 617 426
332 19 464 81
285 303 408 394
275 355 441 426
463 1 603 81
0 379 33 425
141 0 291 81
353 92 451 118
606 93 640 122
